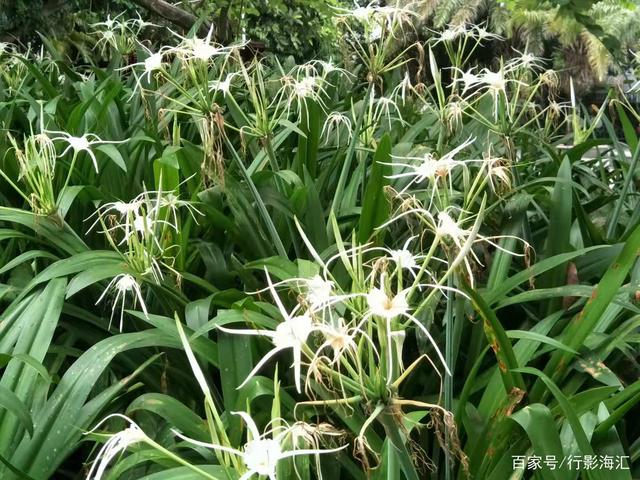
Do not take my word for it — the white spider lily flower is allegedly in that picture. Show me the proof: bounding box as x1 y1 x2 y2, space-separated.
118 44 168 97
91 13 125 31
305 275 335 310
392 71 413 105
86 414 148 480
506 48 545 71
480 69 507 93
445 100 465 131
431 24 468 44
308 317 378 391
48 131 126 172
317 318 359 363
450 67 481 95
368 23 383 42
118 213 172 252
436 210 528 282
0 42 16 55
335 4 376 22
85 199 143 235
388 244 418 271
173 411 347 480
96 273 148 331
143 52 163 75
218 269 317 392
374 96 404 128
366 287 409 320
140 190 203 231
315 59 352 77
170 26 236 62
126 12 158 31
279 73 329 120
321 112 353 146
293 76 320 99
362 283 451 378
478 68 526 101
209 73 237 96
248 273 354 314
471 25 503 41
385 137 477 194
95 29 117 53
385 152 439 190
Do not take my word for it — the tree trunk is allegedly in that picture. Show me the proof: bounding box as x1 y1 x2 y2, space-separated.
130 0 211 34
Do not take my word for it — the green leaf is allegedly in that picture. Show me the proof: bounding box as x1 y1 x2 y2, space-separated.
505 330 577 354
510 404 565 480
126 393 208 441
462 284 526 394
540 157 572 315
137 465 232 480
96 144 127 172
532 221 640 401
0 386 33 437
358 134 391 244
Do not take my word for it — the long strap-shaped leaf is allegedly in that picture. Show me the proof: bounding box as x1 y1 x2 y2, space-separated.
531 221 640 402
462 284 526 395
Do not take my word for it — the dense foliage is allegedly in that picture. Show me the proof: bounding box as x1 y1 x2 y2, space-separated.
0 0 342 61
1 3 640 480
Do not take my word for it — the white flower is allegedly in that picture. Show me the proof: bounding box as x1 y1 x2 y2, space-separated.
91 13 124 31
506 48 544 71
361 280 451 378
374 96 404 128
96 274 148 331
366 287 409 320
389 247 417 270
477 68 526 115
293 76 319 99
86 414 148 480
173 411 347 480
126 12 158 31
321 112 353 146
317 317 358 363
436 211 468 245
152 191 203 229
118 44 168 97
431 24 468 44
471 25 503 41
386 137 477 194
0 42 15 55
392 71 413 105
445 101 464 130
368 24 383 42
433 209 528 285
144 52 163 74
48 131 126 172
85 199 143 235
450 67 481 95
306 275 335 311
209 73 237 96
218 269 317 392
171 26 236 62
481 69 507 93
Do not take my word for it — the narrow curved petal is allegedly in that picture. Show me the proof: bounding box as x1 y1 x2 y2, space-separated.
237 346 286 390
404 313 451 376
